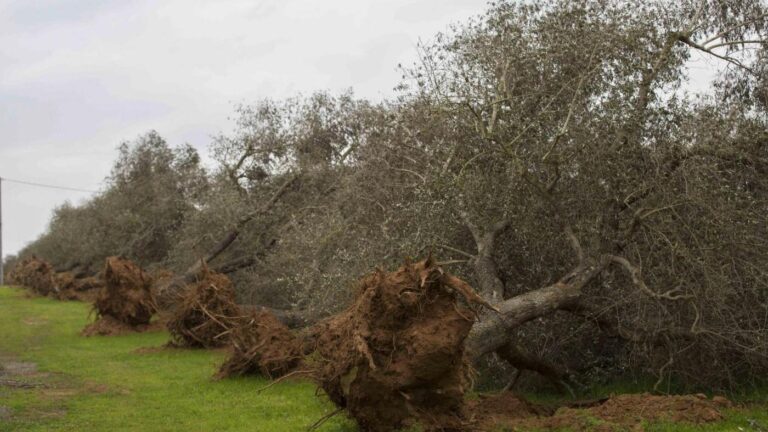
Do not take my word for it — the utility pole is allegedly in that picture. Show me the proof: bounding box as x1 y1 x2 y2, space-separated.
0 176 4 286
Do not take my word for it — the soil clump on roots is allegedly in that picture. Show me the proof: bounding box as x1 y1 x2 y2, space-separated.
8 257 58 296
81 257 156 336
216 307 303 379
167 265 242 348
309 257 495 432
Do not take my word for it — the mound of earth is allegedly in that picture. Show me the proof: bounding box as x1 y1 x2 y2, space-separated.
7 257 58 296
469 392 732 431
81 257 156 336
216 308 302 379
167 266 242 348
309 257 494 432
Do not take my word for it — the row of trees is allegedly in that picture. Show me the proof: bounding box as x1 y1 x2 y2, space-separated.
6 0 768 391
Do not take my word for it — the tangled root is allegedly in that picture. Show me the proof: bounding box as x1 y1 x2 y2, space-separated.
82 257 155 336
7 256 58 296
309 257 487 432
167 266 242 348
216 308 303 380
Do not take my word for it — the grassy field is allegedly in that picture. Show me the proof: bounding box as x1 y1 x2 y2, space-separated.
0 286 355 432
2 285 767 432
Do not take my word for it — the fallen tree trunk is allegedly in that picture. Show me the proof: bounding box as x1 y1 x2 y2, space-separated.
189 258 610 355
465 260 606 359
154 174 298 309
182 174 297 279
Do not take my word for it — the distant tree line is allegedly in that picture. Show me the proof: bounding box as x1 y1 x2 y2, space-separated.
6 0 768 391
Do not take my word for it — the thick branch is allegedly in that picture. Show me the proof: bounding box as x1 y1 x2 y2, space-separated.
435 244 475 259
212 174 296 263
214 255 257 275
457 209 512 301
678 34 757 75
458 209 482 245
466 260 606 359
155 174 299 309
564 225 585 266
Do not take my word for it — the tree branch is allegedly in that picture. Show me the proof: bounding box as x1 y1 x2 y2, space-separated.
607 254 692 301
564 225 585 266
436 244 476 259
678 34 757 75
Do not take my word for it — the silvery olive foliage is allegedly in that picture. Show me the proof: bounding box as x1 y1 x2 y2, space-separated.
11 0 768 390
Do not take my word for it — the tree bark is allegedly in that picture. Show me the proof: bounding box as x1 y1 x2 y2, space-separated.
465 260 606 359
182 174 298 279
458 210 510 301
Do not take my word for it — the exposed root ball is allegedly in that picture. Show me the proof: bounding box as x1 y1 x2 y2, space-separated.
311 257 485 432
7 257 58 296
167 267 242 348
216 309 302 379
82 257 155 336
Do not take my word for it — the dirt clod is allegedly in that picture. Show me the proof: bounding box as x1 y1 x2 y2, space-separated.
310 257 487 432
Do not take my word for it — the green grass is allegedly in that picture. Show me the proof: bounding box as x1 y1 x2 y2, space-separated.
2 286 767 432
0 286 356 431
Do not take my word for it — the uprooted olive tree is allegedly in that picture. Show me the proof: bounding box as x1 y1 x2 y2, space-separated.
81 257 157 336
12 132 209 277
10 0 768 399
391 0 768 391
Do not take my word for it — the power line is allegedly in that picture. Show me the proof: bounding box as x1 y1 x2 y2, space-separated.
0 176 98 194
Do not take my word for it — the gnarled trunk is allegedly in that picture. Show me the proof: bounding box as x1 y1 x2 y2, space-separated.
466 261 605 358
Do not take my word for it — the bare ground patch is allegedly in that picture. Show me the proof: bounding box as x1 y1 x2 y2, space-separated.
467 392 734 431
0 353 117 424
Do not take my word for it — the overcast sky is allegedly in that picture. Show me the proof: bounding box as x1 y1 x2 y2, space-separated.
0 0 492 258
0 0 724 260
